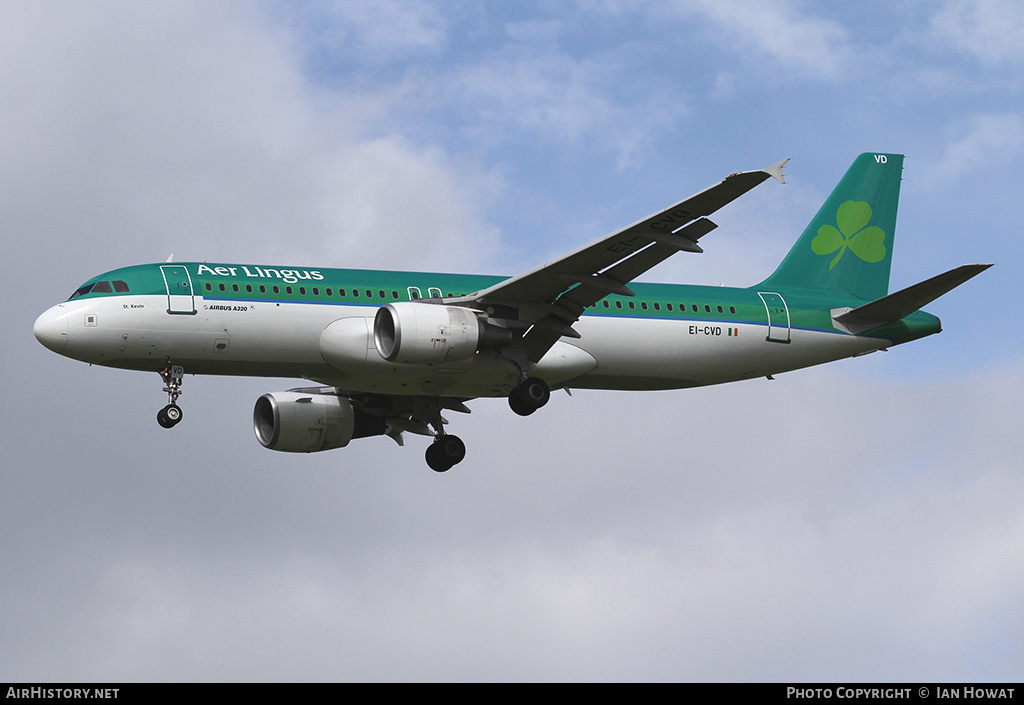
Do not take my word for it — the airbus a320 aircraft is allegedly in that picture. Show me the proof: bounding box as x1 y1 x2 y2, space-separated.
35 153 989 472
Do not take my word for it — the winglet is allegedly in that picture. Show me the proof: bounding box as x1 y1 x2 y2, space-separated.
764 158 789 184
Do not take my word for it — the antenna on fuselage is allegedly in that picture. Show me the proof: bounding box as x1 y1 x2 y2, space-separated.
165 254 174 262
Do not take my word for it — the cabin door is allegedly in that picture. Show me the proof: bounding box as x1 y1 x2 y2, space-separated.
160 265 196 315
757 291 791 343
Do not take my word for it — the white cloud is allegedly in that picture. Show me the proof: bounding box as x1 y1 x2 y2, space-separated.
440 29 688 170
454 50 661 157
678 0 851 80
7 359 1022 680
927 113 1024 184
0 1 499 273
293 0 450 63
931 0 1024 66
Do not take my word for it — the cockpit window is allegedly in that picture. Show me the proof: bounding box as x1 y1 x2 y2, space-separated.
69 284 94 300
68 279 131 300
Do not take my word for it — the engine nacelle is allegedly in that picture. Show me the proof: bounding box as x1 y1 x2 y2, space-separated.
374 302 512 365
253 391 386 453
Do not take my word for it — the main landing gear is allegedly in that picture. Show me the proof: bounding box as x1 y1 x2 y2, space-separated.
157 364 185 429
508 376 550 416
425 434 466 473
417 396 467 473
425 377 549 471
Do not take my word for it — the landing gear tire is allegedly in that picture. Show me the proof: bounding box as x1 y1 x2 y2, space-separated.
425 434 466 473
157 404 183 428
508 377 550 417
508 393 535 416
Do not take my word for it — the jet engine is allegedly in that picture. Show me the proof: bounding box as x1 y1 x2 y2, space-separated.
373 302 512 365
253 391 386 453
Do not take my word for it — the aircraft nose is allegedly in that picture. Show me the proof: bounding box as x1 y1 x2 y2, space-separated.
34 305 69 354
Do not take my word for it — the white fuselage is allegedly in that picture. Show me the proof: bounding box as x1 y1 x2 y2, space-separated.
35 290 885 398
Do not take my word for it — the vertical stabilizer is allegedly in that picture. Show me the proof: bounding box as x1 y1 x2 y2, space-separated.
758 153 903 301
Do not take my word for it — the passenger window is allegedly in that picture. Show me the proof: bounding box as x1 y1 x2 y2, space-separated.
408 287 421 300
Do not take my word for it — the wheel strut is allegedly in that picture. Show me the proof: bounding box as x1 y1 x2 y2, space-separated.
157 364 185 428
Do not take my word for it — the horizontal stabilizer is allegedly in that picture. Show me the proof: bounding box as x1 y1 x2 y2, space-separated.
833 263 992 330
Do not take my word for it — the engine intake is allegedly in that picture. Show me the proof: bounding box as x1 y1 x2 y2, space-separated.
253 391 386 453
374 302 512 365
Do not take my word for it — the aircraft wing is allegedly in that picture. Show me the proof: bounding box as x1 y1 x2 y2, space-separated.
460 158 788 361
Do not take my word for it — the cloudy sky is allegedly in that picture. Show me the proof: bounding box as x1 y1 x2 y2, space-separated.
3 0 1022 682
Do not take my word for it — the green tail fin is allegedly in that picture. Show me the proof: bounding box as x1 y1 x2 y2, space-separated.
758 152 904 301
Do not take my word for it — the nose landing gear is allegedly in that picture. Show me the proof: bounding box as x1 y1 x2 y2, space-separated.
157 364 184 428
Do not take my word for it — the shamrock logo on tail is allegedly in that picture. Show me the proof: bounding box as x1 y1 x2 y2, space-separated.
811 200 887 270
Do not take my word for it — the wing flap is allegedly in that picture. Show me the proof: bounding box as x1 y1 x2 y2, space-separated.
648 217 718 253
